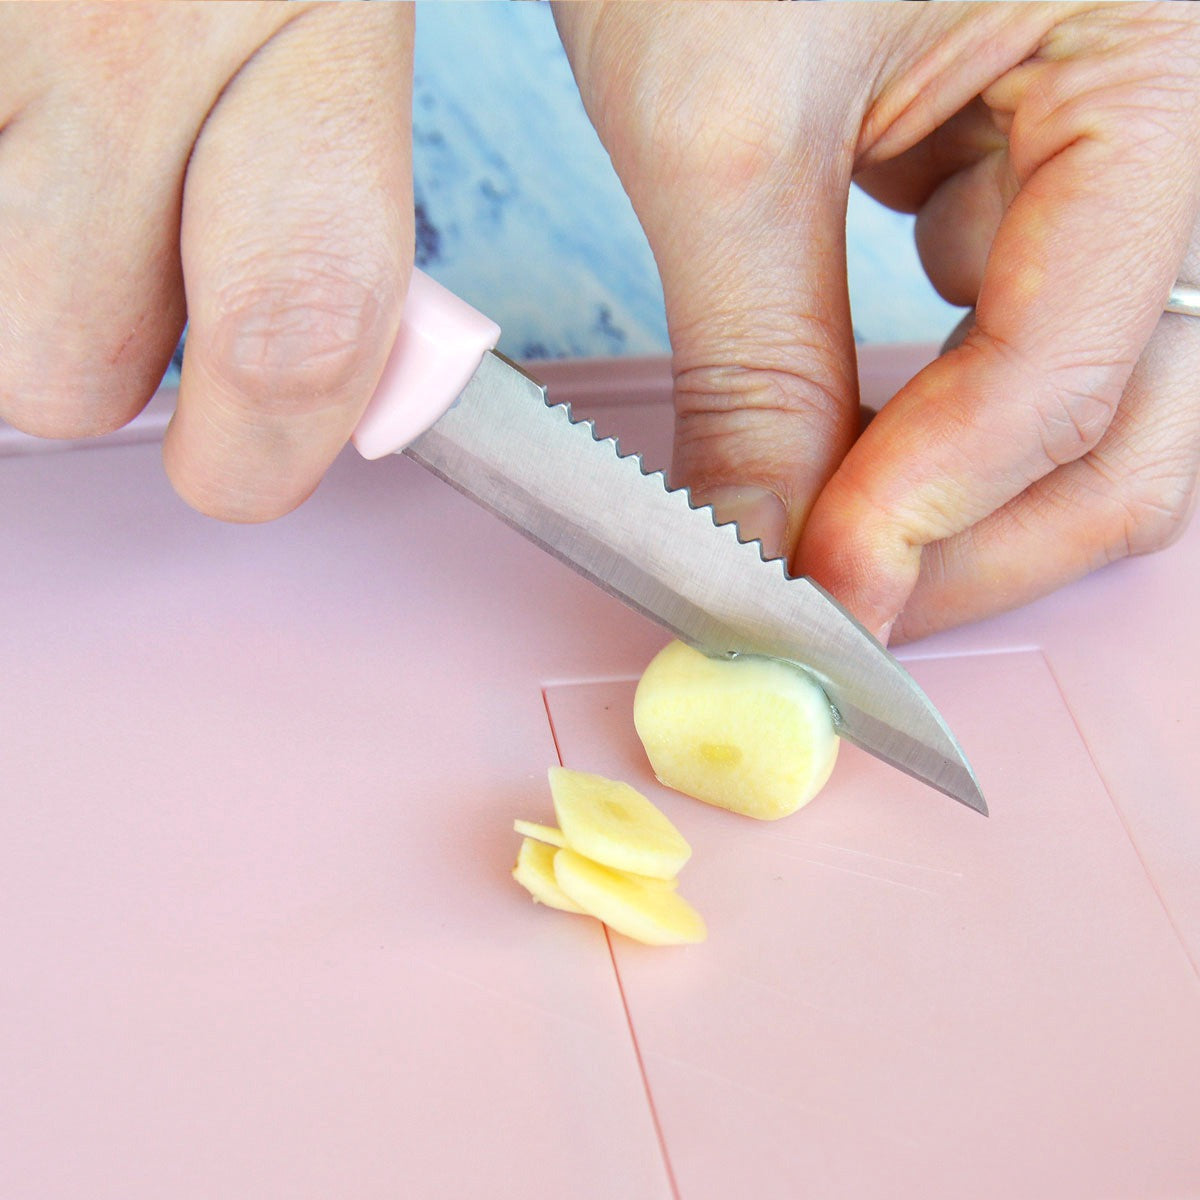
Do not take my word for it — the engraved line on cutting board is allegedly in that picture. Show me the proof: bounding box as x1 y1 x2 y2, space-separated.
756 843 943 899
540 686 682 1200
760 835 964 895
1039 650 1200 986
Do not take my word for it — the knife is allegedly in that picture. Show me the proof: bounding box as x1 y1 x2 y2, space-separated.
353 270 987 815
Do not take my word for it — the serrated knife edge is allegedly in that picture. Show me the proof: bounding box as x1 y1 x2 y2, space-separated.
405 351 986 815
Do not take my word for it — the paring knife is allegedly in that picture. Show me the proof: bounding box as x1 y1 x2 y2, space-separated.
353 271 987 815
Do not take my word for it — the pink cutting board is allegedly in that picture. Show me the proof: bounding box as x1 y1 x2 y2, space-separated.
2 348 1198 1199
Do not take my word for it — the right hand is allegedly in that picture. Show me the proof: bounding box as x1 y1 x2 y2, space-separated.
0 2 414 521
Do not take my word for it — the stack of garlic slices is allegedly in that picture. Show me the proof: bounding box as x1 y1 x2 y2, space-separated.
513 641 842 946
512 767 706 946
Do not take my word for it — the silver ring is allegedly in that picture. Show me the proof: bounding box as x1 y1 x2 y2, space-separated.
1166 282 1200 317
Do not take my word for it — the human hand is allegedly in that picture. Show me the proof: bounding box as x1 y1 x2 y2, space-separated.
0 1 413 521
554 1 1200 642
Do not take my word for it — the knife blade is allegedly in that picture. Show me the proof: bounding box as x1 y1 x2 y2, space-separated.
354 271 986 815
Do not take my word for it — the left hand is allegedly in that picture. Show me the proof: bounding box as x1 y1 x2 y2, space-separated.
554 1 1200 642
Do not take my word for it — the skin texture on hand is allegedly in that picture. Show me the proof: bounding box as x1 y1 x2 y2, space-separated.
554 1 1200 642
0 1 414 521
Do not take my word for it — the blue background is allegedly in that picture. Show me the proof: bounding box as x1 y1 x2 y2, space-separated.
410 2 963 361
158 1 964 384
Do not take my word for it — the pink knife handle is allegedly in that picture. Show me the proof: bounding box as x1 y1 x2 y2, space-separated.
352 269 502 460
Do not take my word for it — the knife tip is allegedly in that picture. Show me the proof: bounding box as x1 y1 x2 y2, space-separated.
955 774 989 817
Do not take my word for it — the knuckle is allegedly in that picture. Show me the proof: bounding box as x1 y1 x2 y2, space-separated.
671 351 851 487
625 55 792 194
1077 430 1197 563
1107 471 1195 559
672 323 853 426
206 250 392 417
674 360 840 428
1036 381 1121 468
659 108 787 195
978 332 1126 467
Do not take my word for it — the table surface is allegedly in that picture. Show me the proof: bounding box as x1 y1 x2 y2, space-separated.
2 348 1198 1200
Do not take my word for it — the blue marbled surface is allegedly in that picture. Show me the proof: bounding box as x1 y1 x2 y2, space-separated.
162 1 964 384
412 2 964 360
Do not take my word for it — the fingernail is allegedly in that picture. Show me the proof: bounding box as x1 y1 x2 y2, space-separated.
701 486 788 559
876 618 896 646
